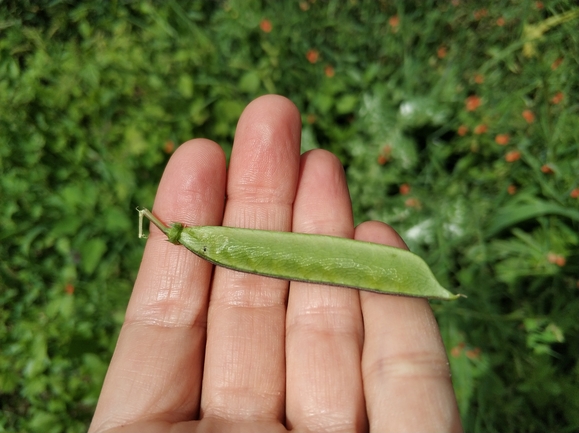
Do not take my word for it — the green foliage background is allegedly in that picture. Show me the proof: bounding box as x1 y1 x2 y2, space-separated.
1 1 578 431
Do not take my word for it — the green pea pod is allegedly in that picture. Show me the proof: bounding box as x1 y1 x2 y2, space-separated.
138 208 463 300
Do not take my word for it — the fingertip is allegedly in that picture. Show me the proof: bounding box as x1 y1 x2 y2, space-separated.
354 221 409 251
176 138 226 164
300 148 343 171
233 95 302 157
153 138 226 227
225 95 302 228
243 94 301 124
294 148 352 235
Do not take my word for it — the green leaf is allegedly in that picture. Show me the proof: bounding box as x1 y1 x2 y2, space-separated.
486 199 579 237
28 411 60 433
178 74 194 98
80 238 107 275
335 94 358 114
238 70 261 93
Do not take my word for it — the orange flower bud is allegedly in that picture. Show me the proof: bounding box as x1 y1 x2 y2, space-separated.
495 134 510 145
399 183 411 195
466 347 481 360
474 124 488 134
306 49 319 64
550 92 564 104
474 9 488 20
457 125 469 136
547 252 566 267
164 140 175 154
404 198 421 208
466 95 482 111
451 342 465 357
540 164 554 174
522 109 535 123
505 150 521 162
551 57 563 70
259 19 272 33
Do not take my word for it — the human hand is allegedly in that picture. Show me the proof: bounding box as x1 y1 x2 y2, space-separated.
89 95 462 433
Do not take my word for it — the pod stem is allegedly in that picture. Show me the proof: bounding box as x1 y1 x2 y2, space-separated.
137 207 170 238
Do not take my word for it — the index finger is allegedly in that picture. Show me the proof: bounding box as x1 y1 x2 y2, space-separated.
89 139 226 432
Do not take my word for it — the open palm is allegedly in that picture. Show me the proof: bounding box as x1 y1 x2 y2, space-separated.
89 95 462 433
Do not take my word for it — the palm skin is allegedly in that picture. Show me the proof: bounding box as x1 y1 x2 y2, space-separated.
89 95 462 433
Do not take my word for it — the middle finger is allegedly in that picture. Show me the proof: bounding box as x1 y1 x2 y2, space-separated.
200 95 302 423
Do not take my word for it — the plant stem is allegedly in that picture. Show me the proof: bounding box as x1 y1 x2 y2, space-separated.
137 207 169 238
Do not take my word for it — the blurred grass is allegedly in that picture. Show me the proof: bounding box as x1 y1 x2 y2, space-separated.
1 1 578 432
